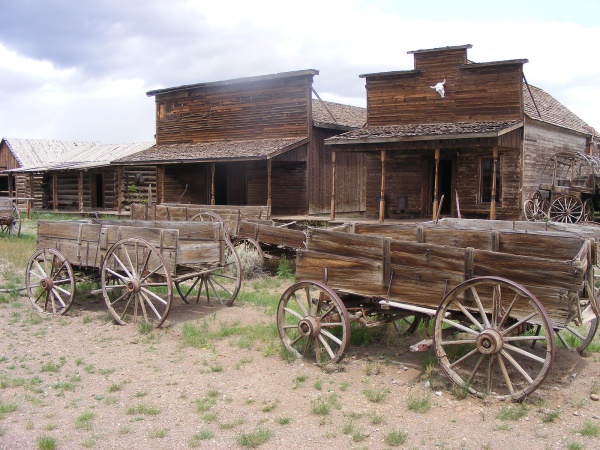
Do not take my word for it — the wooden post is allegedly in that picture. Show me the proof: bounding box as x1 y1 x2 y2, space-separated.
26 198 31 220
52 173 58 212
433 149 440 221
490 146 498 220
29 173 34 210
78 171 83 212
210 163 215 205
379 150 386 224
330 151 336 220
117 166 123 214
267 159 272 212
158 165 165 204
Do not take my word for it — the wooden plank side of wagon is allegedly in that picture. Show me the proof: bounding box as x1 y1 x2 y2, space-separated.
37 221 102 267
296 250 387 297
306 227 384 260
97 220 224 242
351 223 418 241
239 220 305 249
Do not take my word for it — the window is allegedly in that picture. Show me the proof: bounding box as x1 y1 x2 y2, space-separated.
480 157 502 203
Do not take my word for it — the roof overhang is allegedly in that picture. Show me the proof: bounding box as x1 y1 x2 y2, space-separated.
326 121 524 146
113 137 309 166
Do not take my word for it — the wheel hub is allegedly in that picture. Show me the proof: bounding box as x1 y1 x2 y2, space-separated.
298 316 320 338
476 329 503 354
40 277 54 291
126 279 141 293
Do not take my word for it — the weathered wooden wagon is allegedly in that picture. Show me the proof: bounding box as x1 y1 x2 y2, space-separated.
524 151 600 223
25 219 242 326
235 219 307 263
0 198 21 237
277 221 599 400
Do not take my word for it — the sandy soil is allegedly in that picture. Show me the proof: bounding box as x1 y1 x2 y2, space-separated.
0 272 599 450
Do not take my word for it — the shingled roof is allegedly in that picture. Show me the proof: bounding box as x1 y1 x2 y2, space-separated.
524 84 596 136
312 100 366 130
326 120 523 145
114 137 309 165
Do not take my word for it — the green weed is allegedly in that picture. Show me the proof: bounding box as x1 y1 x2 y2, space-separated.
237 426 273 448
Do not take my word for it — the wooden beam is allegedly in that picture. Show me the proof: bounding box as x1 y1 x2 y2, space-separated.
433 148 440 221
117 166 123 213
267 159 272 211
330 151 336 220
379 150 386 223
210 163 215 205
78 171 83 212
490 146 498 220
52 173 58 212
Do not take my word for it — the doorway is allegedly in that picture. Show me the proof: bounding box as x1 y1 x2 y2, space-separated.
214 164 227 205
91 173 104 208
429 159 454 216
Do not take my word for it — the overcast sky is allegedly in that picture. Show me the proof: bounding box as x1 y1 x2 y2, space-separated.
1 0 599 144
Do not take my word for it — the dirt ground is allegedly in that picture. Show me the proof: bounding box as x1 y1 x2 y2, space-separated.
0 273 599 450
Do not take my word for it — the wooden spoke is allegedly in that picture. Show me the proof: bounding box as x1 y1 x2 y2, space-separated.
233 237 264 270
392 315 422 335
101 238 173 327
277 281 350 366
26 248 76 315
434 277 555 401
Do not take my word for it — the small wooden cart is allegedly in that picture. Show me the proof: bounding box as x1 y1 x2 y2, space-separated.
25 219 242 326
0 198 21 237
277 221 598 401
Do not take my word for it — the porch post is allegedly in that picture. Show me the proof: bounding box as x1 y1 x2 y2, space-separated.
267 158 272 212
158 165 165 204
379 150 386 223
433 148 440 220
330 151 336 220
117 166 123 213
210 163 215 205
52 173 58 212
78 171 83 212
490 146 498 220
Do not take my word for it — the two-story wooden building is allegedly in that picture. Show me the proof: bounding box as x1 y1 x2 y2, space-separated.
326 44 599 221
115 69 366 216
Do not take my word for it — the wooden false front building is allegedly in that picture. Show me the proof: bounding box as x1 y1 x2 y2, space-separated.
326 45 599 222
114 70 366 216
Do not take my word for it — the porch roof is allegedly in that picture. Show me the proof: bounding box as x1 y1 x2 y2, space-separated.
325 120 523 146
113 136 309 165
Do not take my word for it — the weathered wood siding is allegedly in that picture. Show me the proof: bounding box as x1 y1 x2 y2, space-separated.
154 75 313 145
309 127 366 214
120 166 157 209
271 161 308 215
521 119 590 201
162 164 209 204
365 48 524 126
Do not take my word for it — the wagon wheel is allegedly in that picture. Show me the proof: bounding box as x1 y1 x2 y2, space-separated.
393 315 422 335
101 238 173 327
549 195 583 223
524 198 550 222
174 239 241 306
25 248 76 315
434 277 555 401
532 190 543 202
583 199 595 222
555 287 599 354
0 205 21 237
277 281 351 365
232 237 264 268
190 211 229 241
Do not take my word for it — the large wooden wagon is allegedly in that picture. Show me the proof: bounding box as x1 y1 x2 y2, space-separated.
25 219 242 326
277 222 599 400
0 198 21 237
524 151 600 223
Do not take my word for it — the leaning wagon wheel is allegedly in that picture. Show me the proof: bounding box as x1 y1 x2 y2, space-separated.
25 248 76 315
523 198 550 222
190 211 229 241
174 238 242 306
277 281 351 366
582 199 594 222
0 205 21 237
101 237 173 327
433 276 555 401
549 195 583 223
232 237 264 269
555 287 599 354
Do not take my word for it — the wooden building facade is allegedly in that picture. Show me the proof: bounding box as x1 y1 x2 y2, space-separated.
327 45 599 221
115 70 366 216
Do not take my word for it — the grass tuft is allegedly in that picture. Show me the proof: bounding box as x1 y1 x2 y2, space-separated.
237 426 273 448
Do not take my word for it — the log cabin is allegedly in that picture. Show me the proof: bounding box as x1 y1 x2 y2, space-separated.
114 69 366 216
1 138 154 212
326 44 599 221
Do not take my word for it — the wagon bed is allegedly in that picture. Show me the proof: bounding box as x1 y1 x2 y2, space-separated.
0 198 21 237
26 219 241 326
278 220 598 401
